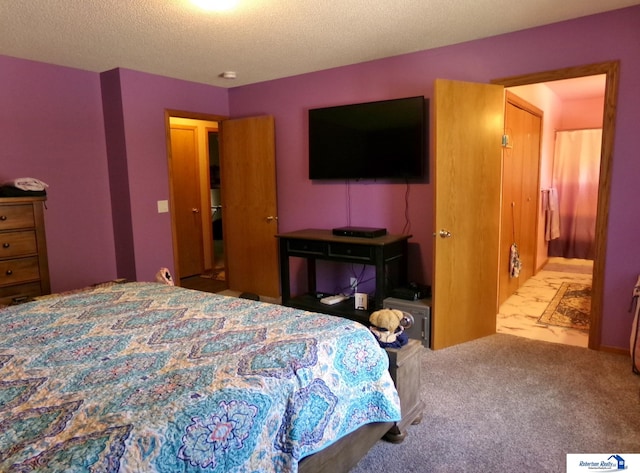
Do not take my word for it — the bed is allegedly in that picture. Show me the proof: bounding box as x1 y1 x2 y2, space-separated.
0 281 400 472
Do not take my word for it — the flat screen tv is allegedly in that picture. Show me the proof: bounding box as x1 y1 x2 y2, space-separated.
308 96 427 180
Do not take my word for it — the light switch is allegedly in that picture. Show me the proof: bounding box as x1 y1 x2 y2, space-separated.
157 200 169 213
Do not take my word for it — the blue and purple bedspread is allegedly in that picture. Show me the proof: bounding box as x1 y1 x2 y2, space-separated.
0 282 400 472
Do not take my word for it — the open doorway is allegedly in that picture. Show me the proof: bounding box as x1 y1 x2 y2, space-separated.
493 61 618 350
166 112 228 294
164 111 281 299
496 74 605 347
207 129 226 282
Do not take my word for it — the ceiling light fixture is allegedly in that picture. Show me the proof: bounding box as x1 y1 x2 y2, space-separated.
191 0 239 12
220 71 237 79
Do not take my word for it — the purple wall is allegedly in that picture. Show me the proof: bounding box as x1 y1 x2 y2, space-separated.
0 59 229 291
101 69 136 282
229 6 640 350
104 68 229 282
1 6 638 350
0 56 117 291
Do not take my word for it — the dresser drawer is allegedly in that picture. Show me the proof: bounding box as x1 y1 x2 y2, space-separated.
0 230 37 258
0 256 40 287
0 281 42 305
328 242 373 261
287 239 326 256
0 204 35 231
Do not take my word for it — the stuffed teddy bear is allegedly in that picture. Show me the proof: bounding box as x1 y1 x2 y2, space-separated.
369 308 409 348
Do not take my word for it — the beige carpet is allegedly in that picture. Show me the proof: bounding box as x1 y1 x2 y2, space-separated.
539 282 591 330
350 334 640 473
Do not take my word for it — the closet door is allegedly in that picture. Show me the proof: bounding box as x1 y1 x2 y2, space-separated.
498 101 524 305
170 125 205 278
498 93 542 306
519 111 541 282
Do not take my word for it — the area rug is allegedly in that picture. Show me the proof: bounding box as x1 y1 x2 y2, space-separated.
539 282 591 330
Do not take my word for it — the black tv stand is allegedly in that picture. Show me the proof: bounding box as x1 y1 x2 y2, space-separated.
276 229 411 323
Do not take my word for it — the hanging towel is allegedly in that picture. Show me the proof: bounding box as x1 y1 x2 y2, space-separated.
509 243 522 278
545 188 560 241
509 202 522 278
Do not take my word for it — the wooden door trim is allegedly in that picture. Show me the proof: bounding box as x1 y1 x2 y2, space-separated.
164 110 228 283
505 90 544 117
492 60 620 351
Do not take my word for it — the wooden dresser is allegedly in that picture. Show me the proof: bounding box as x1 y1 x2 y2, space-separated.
0 196 50 305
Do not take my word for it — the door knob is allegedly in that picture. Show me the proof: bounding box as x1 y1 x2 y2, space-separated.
439 229 452 238
266 216 278 222
192 208 200 213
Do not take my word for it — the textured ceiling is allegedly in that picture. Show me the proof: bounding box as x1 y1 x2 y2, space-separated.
1 0 638 88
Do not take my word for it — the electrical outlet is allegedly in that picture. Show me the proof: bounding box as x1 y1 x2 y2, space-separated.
350 277 358 289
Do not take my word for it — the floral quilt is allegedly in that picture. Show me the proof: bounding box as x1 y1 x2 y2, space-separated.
0 282 400 472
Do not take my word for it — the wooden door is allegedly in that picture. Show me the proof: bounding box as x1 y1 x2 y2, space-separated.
219 115 280 298
498 95 542 306
170 126 204 278
432 79 504 350
520 111 541 281
498 102 524 304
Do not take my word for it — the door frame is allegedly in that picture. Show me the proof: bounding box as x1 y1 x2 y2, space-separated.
164 110 227 282
492 60 620 351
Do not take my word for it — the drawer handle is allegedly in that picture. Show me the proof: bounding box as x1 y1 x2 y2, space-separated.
0 216 6 221
2 243 9 248
6 269 12 276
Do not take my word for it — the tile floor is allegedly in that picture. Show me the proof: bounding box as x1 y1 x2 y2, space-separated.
496 257 593 348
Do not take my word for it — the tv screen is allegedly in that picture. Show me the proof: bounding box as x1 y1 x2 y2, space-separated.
308 96 427 180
